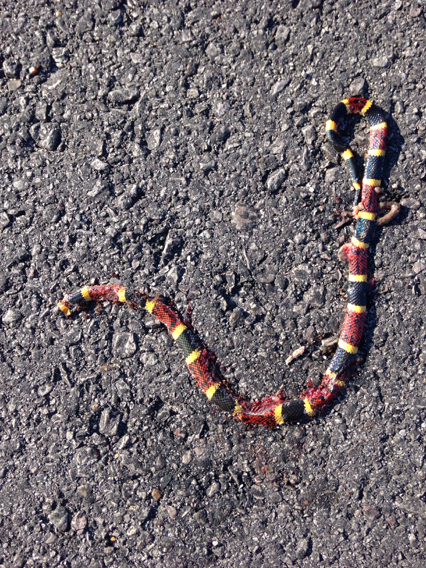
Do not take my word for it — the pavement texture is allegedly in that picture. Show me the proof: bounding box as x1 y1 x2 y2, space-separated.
1 0 426 566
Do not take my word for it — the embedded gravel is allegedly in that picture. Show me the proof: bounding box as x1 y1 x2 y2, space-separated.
1 1 426 567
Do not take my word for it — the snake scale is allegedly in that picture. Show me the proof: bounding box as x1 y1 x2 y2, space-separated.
59 97 399 428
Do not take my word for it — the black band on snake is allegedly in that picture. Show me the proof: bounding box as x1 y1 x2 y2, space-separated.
58 97 400 428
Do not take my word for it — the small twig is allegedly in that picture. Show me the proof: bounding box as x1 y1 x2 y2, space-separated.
285 346 306 365
242 247 251 271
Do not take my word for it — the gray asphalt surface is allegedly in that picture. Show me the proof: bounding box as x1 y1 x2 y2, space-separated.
1 1 426 566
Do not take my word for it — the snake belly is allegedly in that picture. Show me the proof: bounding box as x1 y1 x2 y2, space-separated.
58 97 387 428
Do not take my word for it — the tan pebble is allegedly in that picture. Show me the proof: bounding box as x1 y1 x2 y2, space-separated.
152 488 162 501
77 485 90 498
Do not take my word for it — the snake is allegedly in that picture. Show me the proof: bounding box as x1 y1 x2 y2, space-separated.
58 97 399 428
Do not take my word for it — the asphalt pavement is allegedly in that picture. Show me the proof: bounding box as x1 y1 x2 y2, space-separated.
1 1 426 566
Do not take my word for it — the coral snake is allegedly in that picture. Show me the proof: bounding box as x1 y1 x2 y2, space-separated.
59 97 399 428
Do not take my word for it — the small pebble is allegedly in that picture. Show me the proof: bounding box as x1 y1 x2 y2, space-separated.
371 56 391 68
113 332 137 359
206 482 220 497
349 77 366 95
108 88 139 105
71 511 87 533
275 25 289 43
413 261 426 274
7 79 22 91
271 79 290 96
182 450 192 465
325 167 340 183
166 505 178 520
152 488 162 501
302 124 317 145
48 506 69 532
232 204 258 230
266 168 286 191
3 309 23 325
146 129 162 150
91 158 109 171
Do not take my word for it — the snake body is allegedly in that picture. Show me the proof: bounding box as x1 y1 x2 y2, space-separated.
59 97 390 428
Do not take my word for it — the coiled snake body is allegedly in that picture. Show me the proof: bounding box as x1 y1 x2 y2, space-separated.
59 97 399 428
